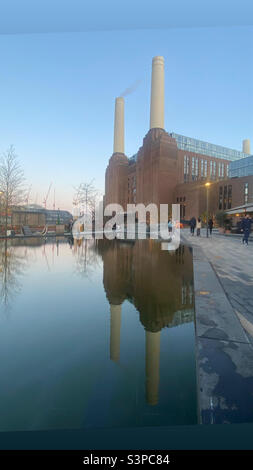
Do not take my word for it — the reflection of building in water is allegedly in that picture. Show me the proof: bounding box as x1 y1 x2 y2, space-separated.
97 239 194 405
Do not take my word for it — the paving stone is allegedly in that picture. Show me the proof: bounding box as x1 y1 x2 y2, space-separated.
197 337 253 424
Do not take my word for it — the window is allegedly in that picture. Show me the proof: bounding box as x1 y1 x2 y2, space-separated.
213 161 216 179
192 157 195 180
195 158 198 177
210 160 217 180
180 203 186 219
191 157 198 180
184 155 189 181
219 186 223 210
228 185 232 209
201 159 204 177
244 182 249 204
204 160 207 178
223 185 227 210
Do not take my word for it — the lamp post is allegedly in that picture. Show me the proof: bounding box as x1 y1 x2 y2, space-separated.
205 182 211 238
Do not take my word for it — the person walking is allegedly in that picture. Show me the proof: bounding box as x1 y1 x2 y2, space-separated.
208 218 214 236
168 219 173 233
189 216 196 236
241 214 252 245
196 217 201 236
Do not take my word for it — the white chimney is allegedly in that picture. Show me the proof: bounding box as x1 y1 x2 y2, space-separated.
113 97 124 154
110 304 122 362
145 330 161 406
150 56 165 130
243 139 251 154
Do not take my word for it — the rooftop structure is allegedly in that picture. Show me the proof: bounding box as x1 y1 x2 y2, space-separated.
170 133 249 161
229 155 253 178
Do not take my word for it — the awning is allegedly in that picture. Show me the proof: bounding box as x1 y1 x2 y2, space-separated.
225 203 253 215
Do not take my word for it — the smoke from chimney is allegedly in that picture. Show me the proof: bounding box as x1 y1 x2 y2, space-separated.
120 80 141 98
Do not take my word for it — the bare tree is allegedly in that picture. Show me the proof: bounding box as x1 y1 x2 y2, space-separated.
0 239 29 313
73 238 100 280
73 180 101 221
0 146 26 235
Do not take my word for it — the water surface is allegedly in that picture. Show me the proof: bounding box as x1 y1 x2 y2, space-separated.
0 237 197 431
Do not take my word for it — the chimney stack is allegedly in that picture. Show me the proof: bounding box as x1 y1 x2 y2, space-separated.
110 304 122 362
145 330 161 406
113 97 124 154
243 139 251 154
150 56 165 130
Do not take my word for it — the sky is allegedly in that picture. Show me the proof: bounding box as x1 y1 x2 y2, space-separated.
0 1 252 212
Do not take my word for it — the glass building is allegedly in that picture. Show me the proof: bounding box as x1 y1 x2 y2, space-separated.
20 206 73 224
229 155 253 178
170 133 248 161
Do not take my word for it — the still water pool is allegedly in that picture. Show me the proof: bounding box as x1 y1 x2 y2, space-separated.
0 237 197 431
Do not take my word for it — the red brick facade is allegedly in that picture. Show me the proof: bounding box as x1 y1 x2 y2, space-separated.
105 126 236 218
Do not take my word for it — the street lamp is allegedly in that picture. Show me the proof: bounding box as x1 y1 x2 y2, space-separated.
205 182 211 238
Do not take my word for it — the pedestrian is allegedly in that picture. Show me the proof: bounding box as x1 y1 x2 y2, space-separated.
168 219 173 233
241 214 252 245
189 216 196 236
208 217 213 236
196 217 201 236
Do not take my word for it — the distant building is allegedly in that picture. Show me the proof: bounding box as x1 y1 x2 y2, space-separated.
0 205 73 232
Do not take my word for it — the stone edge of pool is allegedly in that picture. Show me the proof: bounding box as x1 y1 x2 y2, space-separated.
181 233 253 425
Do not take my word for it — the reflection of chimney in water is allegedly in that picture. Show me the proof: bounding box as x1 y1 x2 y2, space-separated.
145 330 161 406
110 304 122 362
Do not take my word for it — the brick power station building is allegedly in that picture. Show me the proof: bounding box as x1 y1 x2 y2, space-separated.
105 56 252 220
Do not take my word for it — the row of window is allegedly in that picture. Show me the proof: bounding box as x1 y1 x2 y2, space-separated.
176 197 186 203
184 155 228 182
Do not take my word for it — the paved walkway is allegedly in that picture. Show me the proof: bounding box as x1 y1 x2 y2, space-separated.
184 229 253 313
183 228 253 330
181 228 253 425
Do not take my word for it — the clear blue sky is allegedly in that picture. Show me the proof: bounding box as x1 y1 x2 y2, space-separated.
0 1 252 211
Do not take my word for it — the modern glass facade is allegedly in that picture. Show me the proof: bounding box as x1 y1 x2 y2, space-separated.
170 133 248 161
20 207 72 224
229 155 253 178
